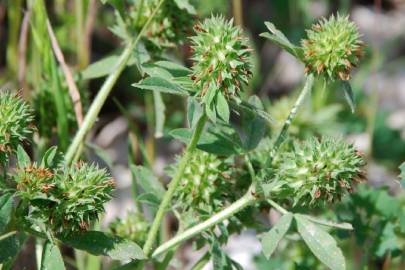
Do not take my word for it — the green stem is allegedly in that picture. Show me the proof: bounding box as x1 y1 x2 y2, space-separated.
151 190 255 258
64 0 166 165
0 231 17 241
143 113 207 256
270 74 314 157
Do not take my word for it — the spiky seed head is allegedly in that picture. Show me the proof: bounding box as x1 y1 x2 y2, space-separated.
109 212 149 245
301 14 364 81
15 160 114 234
190 15 252 101
172 150 231 215
0 92 34 166
131 0 194 52
269 137 366 207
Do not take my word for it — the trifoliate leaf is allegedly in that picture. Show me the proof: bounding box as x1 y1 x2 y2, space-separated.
295 214 345 270
261 213 293 259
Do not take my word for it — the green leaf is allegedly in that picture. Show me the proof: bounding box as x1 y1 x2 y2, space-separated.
59 231 145 261
81 55 120 80
295 214 346 270
216 92 230 123
141 64 173 80
342 81 355 113
187 98 203 128
133 77 189 96
261 213 293 259
16 145 30 168
173 0 196 14
40 146 62 169
154 61 191 77
240 96 268 151
0 194 13 234
170 126 242 156
153 91 165 138
211 240 228 270
0 233 25 264
375 222 399 257
41 241 65 270
130 165 165 201
260 22 302 59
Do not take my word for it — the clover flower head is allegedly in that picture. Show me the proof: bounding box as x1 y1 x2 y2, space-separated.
269 137 366 207
0 92 34 165
190 15 252 102
301 14 364 81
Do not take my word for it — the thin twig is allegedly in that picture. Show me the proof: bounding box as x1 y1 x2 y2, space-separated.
46 19 84 127
18 9 31 97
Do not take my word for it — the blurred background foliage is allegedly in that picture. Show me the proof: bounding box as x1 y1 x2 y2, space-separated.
0 0 405 269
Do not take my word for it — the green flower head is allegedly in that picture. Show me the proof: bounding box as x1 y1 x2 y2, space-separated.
15 160 115 234
173 150 232 216
0 92 34 166
131 0 194 52
269 137 366 207
109 212 149 245
301 14 364 81
190 16 252 120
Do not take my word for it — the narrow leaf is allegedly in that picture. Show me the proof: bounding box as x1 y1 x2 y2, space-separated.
130 165 165 201
295 214 346 270
216 92 230 123
342 81 355 113
133 77 189 96
261 213 293 259
0 194 13 234
81 55 120 80
59 231 145 261
16 145 30 168
41 241 65 270
260 22 302 59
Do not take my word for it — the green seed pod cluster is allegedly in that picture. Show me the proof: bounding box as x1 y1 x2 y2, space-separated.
268 137 366 207
190 16 252 120
0 92 34 166
15 160 114 234
301 14 363 81
130 0 194 52
109 211 149 245
172 150 232 216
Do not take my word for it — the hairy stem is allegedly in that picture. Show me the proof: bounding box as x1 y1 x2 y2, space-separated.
64 0 166 165
270 74 314 156
151 190 255 258
143 113 207 256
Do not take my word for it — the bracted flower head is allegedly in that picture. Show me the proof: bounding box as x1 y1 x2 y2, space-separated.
301 14 364 81
268 137 366 207
15 159 115 234
109 211 149 245
190 16 252 121
54 162 115 233
172 150 232 216
0 92 34 165
130 0 194 52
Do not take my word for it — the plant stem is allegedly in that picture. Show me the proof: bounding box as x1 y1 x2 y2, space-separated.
232 0 243 27
64 0 166 165
0 230 16 241
270 74 314 157
143 113 207 256
151 190 255 258
190 252 210 270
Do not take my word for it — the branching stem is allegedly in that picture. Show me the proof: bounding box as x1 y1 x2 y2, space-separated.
151 189 255 258
143 113 207 256
65 0 166 165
